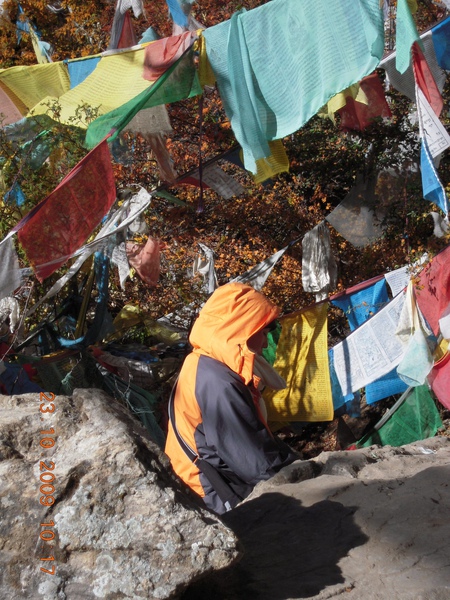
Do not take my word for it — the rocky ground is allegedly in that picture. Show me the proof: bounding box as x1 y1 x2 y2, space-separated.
181 436 450 600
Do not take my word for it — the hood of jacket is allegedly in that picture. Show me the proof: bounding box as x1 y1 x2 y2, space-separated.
189 283 280 385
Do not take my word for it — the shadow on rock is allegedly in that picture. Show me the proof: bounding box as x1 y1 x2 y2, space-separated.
181 492 368 600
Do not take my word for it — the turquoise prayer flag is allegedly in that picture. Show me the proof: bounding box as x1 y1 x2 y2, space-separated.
396 0 421 74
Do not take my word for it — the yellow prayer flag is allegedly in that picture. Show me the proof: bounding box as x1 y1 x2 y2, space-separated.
29 46 153 127
196 33 216 88
253 139 289 184
263 303 334 422
0 62 70 110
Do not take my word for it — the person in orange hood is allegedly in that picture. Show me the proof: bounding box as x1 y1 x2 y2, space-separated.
165 282 298 514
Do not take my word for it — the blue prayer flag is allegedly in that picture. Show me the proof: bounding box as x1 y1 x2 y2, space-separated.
420 139 449 215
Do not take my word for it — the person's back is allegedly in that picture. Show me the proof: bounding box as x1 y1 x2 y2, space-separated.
165 282 297 514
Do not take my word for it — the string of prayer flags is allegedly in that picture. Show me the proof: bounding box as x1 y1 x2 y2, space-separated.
381 29 447 104
17 139 116 282
263 303 333 422
85 47 202 148
25 187 151 317
203 0 384 173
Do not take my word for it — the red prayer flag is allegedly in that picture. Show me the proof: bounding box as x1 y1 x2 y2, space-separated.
412 41 443 117
118 11 137 49
338 73 392 132
18 140 116 282
428 351 450 410
415 245 450 336
143 31 196 81
126 237 164 286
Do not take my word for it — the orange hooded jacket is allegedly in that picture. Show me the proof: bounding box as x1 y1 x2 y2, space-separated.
164 282 297 514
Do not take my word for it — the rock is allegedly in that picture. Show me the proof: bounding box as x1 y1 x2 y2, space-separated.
0 389 239 599
181 436 450 600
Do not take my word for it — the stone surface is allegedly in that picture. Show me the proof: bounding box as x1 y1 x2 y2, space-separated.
0 389 239 599
182 436 450 600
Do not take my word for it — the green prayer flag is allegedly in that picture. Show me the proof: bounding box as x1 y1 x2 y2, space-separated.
396 0 421 74
357 385 442 448
85 48 202 149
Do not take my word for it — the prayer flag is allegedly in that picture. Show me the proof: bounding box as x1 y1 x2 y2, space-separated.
263 303 334 422
143 31 196 81
420 138 449 215
381 32 447 103
415 245 450 337
203 0 384 172
67 57 101 89
165 0 189 28
416 85 450 159
231 246 288 291
332 279 408 403
428 350 450 410
18 139 116 281
0 62 70 111
126 237 163 286
0 238 22 300
395 0 421 74
302 222 337 301
431 15 450 71
325 175 386 248
333 290 406 397
412 42 443 117
0 81 25 125
357 385 442 447
337 73 392 131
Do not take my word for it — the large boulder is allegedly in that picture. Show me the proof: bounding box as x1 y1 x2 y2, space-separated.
182 436 450 600
0 389 239 599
